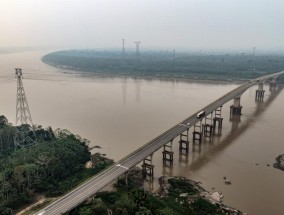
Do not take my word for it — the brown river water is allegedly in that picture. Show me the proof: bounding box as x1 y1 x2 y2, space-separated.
0 51 284 215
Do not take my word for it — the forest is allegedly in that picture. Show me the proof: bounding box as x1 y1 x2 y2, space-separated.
0 115 98 214
42 49 284 82
0 115 238 215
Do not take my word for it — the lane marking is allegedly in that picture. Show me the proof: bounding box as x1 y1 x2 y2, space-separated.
116 164 129 170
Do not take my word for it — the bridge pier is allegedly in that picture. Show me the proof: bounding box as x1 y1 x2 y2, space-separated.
162 140 174 166
179 129 189 154
193 121 202 144
142 154 154 180
255 82 265 101
125 171 128 186
202 113 214 139
203 124 214 139
230 97 242 117
213 106 223 134
269 79 277 92
255 90 265 101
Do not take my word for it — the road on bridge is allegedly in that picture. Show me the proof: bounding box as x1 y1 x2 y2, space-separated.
37 71 284 215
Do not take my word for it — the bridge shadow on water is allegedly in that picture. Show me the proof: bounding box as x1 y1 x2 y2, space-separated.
181 85 283 171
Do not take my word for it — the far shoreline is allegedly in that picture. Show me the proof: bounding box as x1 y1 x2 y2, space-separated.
43 60 250 86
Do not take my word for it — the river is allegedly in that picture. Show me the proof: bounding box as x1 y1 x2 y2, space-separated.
0 50 283 215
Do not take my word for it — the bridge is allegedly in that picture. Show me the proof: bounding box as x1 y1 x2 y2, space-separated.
37 71 284 215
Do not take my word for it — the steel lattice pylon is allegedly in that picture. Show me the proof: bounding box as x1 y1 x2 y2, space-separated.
14 68 36 147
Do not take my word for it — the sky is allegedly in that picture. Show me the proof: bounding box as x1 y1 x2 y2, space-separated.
1 0 284 52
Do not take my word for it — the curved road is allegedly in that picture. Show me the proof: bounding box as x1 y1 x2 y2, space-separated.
37 71 284 215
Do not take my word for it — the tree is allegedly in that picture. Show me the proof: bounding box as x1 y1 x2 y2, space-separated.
91 198 108 215
0 115 8 128
135 207 152 215
23 163 38 189
78 206 93 215
13 165 26 192
0 115 92 212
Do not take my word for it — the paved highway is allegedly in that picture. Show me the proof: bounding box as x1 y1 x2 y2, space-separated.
37 71 284 215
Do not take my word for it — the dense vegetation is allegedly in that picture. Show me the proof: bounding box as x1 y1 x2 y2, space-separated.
42 50 284 82
69 177 226 215
0 115 95 214
0 116 230 215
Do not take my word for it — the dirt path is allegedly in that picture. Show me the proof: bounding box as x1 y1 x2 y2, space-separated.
16 197 57 215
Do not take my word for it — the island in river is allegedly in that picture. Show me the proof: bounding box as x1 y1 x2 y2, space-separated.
42 49 284 83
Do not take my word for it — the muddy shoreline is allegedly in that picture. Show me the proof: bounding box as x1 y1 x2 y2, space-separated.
158 176 243 215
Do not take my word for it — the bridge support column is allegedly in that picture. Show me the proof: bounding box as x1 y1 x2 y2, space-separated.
142 154 154 180
255 90 265 101
269 79 277 92
202 113 214 139
203 124 214 138
193 121 202 144
230 97 242 117
162 140 174 166
125 171 128 186
179 129 189 154
213 106 223 136
255 82 265 101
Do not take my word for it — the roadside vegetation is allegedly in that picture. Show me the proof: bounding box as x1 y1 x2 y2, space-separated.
0 115 112 215
69 176 228 215
42 50 284 82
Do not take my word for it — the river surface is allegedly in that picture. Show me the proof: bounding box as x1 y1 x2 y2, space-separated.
0 50 284 215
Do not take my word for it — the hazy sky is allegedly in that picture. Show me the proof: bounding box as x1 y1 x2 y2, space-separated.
1 0 284 51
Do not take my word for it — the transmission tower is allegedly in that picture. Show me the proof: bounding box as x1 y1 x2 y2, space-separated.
122 38 125 55
134 41 141 57
250 47 256 71
14 68 36 147
173 49 176 72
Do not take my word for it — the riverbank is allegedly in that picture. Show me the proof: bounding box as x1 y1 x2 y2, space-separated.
42 49 284 84
69 167 243 215
159 176 243 215
0 114 113 215
43 60 249 84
